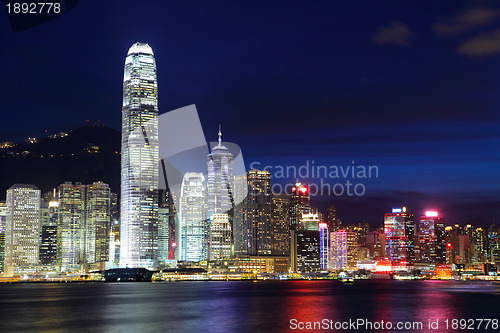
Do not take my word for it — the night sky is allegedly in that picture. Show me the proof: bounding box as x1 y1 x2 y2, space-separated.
1 1 499 228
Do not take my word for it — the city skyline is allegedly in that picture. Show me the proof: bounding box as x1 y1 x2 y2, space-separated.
0 3 499 332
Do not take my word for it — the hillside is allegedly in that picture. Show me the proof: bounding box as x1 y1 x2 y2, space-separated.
0 125 121 199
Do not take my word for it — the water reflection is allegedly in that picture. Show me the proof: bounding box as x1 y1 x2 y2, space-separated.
0 281 498 333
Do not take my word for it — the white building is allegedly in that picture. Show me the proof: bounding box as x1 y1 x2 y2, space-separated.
4 184 41 277
209 213 232 261
179 172 207 261
120 42 159 269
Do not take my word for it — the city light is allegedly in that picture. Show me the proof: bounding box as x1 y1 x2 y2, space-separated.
425 211 438 217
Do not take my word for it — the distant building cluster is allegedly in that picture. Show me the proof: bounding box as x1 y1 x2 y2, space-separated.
0 182 119 277
0 42 498 281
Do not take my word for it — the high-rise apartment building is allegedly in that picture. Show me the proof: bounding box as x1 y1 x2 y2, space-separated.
86 182 111 264
120 42 159 269
58 182 111 272
4 184 41 277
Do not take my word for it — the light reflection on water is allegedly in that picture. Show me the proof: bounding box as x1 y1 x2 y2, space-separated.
0 280 498 332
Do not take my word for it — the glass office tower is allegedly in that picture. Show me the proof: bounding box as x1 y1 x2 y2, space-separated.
120 42 159 269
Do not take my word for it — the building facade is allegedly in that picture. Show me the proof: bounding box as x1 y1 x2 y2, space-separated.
209 213 232 261
418 211 445 265
384 207 415 271
120 42 159 269
234 170 272 256
271 193 290 256
4 184 41 277
178 172 207 261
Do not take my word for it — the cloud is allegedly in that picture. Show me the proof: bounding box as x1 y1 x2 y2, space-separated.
434 7 500 36
458 29 500 57
372 22 414 46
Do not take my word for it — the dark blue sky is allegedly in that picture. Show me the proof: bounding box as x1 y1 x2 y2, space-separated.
1 1 499 227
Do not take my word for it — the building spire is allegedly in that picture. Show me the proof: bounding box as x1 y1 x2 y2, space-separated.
218 124 222 146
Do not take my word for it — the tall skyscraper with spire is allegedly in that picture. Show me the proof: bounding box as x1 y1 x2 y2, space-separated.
206 126 234 259
120 42 159 269
206 126 234 219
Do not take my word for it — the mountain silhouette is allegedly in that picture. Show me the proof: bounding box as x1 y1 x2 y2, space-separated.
0 124 120 200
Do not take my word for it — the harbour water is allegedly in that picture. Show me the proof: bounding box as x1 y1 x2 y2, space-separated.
0 280 498 332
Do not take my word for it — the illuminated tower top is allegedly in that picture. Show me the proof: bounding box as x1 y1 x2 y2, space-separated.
127 42 154 56
290 182 310 227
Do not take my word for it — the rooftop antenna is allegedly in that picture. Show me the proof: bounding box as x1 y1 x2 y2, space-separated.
218 124 222 146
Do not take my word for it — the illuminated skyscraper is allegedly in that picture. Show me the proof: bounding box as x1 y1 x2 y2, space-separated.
207 128 234 259
471 227 487 263
120 42 159 269
4 184 41 277
329 229 357 270
319 222 329 270
418 211 445 264
487 224 499 265
271 193 290 256
209 213 232 261
384 207 415 271
290 183 310 228
291 229 320 272
234 170 272 255
179 172 207 261
207 127 234 219
58 182 86 272
86 181 111 264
